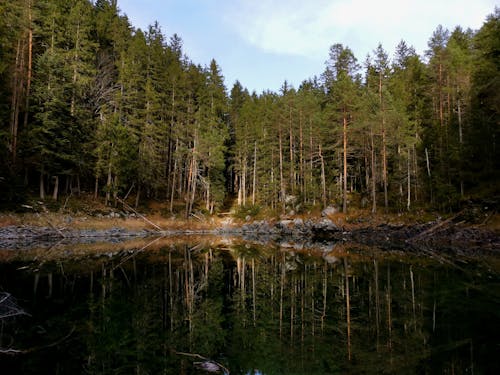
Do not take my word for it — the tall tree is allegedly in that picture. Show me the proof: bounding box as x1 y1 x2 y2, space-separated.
324 44 360 213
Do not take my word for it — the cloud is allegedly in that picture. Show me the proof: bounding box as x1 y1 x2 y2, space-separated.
225 0 496 59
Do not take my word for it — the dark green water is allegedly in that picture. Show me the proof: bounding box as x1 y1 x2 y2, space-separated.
0 239 499 374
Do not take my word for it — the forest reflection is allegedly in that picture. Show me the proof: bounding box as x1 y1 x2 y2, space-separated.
1 238 499 374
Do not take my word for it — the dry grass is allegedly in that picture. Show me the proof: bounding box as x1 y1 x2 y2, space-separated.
0 211 234 231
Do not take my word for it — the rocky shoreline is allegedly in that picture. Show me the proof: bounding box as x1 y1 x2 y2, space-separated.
0 217 498 254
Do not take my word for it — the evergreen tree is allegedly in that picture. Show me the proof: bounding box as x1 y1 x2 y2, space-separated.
323 44 361 213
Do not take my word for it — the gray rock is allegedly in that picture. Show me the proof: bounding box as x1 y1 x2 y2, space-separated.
313 218 338 231
321 206 338 217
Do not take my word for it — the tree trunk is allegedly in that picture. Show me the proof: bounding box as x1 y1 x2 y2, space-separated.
342 109 348 213
380 70 388 210
382 119 388 210
299 110 304 202
105 158 112 206
39 169 45 200
70 18 80 116
309 117 314 205
52 175 59 201
318 144 326 208
9 38 23 163
135 184 141 209
22 0 33 135
289 105 294 193
169 138 178 212
407 147 411 210
94 176 99 200
252 141 257 205
278 122 286 212
371 126 377 213
457 99 464 196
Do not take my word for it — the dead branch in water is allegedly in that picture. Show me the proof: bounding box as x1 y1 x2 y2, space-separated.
0 326 75 356
173 349 230 374
116 196 164 231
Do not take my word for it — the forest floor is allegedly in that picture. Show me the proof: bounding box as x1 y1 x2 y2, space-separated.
0 194 498 254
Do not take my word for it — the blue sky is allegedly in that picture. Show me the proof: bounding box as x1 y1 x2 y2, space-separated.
117 0 497 94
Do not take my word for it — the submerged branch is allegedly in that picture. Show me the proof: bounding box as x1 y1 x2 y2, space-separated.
173 350 230 374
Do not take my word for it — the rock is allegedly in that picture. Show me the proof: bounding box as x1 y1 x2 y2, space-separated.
313 218 338 231
321 206 338 217
293 218 304 227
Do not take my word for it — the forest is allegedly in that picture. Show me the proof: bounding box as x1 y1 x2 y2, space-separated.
0 0 498 216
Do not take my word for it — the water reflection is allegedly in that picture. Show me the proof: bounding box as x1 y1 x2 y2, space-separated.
0 238 499 374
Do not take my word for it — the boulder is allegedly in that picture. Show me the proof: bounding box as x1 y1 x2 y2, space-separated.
321 206 338 217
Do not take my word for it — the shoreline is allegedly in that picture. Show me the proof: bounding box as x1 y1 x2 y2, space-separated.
1 213 498 254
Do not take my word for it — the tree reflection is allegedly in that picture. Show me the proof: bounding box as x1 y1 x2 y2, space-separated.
0 240 498 374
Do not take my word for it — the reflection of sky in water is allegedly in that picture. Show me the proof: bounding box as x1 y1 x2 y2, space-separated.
247 371 263 375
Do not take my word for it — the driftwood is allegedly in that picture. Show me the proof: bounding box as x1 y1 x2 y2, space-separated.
0 326 75 356
408 210 465 242
173 350 230 374
0 293 29 320
116 196 163 231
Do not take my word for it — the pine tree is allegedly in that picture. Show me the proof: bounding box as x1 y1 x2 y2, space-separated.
323 44 361 213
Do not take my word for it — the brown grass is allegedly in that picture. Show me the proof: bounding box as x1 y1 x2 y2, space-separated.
0 211 234 231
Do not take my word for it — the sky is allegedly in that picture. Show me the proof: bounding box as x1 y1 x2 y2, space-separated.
117 0 497 94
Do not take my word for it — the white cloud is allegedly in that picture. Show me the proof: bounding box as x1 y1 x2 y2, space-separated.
225 0 496 59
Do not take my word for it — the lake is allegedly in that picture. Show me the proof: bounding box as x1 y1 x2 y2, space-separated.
1 236 499 374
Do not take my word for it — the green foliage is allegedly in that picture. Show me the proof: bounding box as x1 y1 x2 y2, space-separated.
0 1 497 212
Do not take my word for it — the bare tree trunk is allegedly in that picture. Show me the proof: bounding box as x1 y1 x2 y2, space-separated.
342 109 348 213
94 176 99 200
70 18 80 116
9 39 23 163
105 158 112 206
380 70 388 210
299 110 304 202
318 144 326 208
309 117 314 204
278 122 286 212
39 169 45 200
252 141 257 205
407 147 411 210
242 157 247 206
289 105 295 193
169 138 178 212
371 126 377 213
382 121 388 210
52 175 59 201
22 0 33 134
425 147 433 203
457 99 464 197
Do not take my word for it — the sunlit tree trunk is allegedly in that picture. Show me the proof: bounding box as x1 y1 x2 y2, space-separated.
342 108 348 213
252 141 257 205
318 144 327 208
278 122 286 212
52 175 59 200
371 126 377 213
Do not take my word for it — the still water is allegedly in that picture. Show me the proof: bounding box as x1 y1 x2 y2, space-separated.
0 237 499 374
